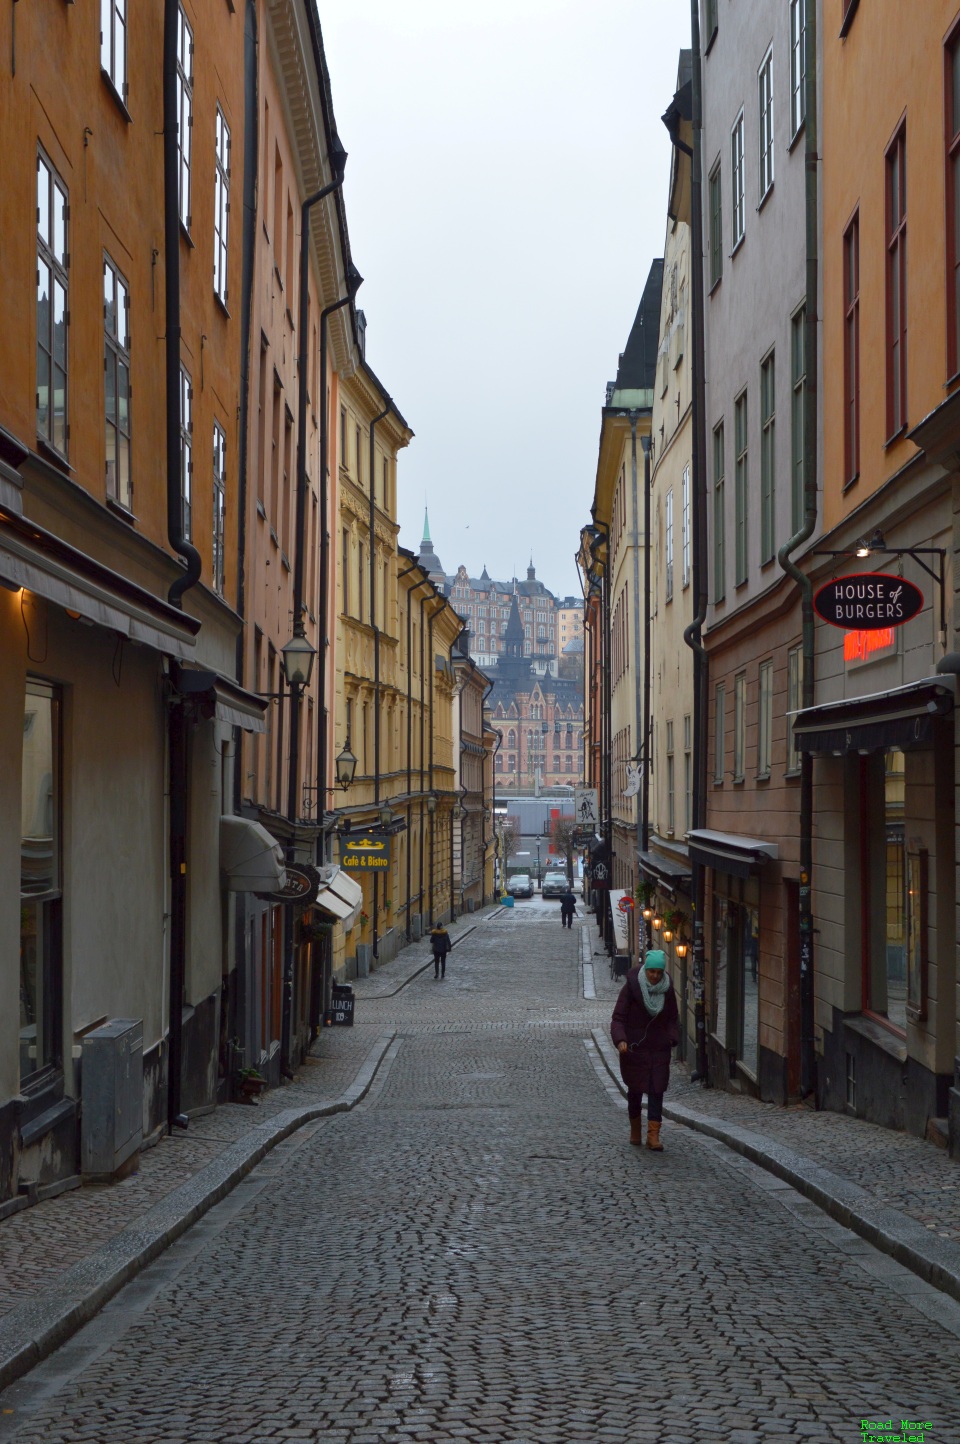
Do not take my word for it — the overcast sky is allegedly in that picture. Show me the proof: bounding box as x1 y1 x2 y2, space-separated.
320 1 691 600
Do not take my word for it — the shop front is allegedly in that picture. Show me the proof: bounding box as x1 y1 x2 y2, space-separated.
637 846 693 1060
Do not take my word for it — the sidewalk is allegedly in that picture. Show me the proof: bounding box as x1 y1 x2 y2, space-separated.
0 910 487 1393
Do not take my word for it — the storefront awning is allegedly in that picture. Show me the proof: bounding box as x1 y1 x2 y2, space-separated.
637 848 692 896
790 676 954 757
314 866 363 929
220 816 286 893
0 511 200 658
174 667 267 733
687 829 778 879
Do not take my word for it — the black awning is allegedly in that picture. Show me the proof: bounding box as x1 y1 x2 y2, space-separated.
174 666 268 733
637 848 691 896
792 677 953 757
687 829 779 879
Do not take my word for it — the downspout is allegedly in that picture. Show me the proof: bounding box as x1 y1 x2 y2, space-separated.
682 0 710 1084
163 0 200 1134
629 414 644 929
399 563 432 935
777 0 819 1099
641 433 652 887
368 399 391 959
419 589 426 929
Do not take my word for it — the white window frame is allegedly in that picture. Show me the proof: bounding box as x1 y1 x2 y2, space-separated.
758 48 774 200
100 0 128 101
790 0 806 138
176 5 194 230
731 110 745 248
37 150 69 458
213 421 226 595
214 107 230 304
104 254 132 510
665 487 674 602
681 466 691 587
758 660 774 776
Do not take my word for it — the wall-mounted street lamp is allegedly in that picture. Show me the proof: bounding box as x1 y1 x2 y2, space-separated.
662 926 674 943
652 915 662 932
379 804 394 828
675 938 689 959
426 791 438 816
335 740 357 790
642 905 654 922
281 630 317 688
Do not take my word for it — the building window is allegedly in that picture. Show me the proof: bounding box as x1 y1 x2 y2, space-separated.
790 0 806 138
758 660 773 777
760 352 775 563
683 714 692 831
714 683 726 783
176 4 193 229
340 408 347 470
214 108 230 304
791 309 806 532
213 422 226 595
681 466 691 588
734 391 748 584
37 151 69 457
705 0 718 46
179 365 192 540
666 719 675 835
665 488 674 602
886 125 907 437
844 213 860 483
358 540 364 623
947 30 960 376
20 680 63 1087
101 0 127 100
103 255 131 510
758 49 774 200
342 528 350 614
787 645 802 774
709 160 723 288
356 425 362 486
734 672 746 782
713 422 725 603
731 111 745 247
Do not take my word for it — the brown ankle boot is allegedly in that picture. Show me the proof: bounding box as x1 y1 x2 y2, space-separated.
629 1115 643 1146
646 1120 663 1151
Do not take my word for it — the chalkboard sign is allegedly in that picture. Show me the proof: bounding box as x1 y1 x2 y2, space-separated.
329 986 355 1026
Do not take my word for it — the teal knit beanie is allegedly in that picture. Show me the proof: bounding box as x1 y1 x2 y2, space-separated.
643 950 667 972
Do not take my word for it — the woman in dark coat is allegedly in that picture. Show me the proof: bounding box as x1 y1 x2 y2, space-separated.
430 924 451 979
610 949 679 1150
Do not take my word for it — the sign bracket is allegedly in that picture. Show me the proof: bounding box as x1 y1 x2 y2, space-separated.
814 546 946 639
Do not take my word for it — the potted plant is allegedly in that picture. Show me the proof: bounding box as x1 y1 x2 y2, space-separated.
235 1066 267 1103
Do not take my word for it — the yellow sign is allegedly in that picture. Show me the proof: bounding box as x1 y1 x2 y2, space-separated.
340 833 391 870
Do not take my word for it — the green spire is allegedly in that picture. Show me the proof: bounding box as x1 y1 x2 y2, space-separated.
422 506 431 544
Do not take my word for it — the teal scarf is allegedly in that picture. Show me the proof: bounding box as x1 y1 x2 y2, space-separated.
639 969 669 1016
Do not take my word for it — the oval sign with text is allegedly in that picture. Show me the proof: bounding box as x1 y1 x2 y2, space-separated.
814 573 924 631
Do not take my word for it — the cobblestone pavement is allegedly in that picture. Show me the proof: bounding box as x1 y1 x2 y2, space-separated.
1 899 958 1444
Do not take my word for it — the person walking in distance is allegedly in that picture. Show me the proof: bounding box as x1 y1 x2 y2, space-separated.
430 922 451 980
610 950 679 1150
559 886 577 929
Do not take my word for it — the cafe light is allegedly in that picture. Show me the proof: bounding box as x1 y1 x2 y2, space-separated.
675 939 689 959
652 915 662 932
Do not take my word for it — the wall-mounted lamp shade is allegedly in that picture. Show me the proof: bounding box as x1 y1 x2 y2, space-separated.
335 741 357 790
675 941 688 958
426 792 438 815
281 632 317 687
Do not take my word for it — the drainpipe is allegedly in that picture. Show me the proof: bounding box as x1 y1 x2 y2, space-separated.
628 414 644 921
641 433 652 926
682 0 710 1085
163 0 201 1134
777 0 819 1099
399 563 432 934
316 266 362 863
368 399 392 959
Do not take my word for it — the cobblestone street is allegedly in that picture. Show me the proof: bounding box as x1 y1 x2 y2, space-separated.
2 903 959 1444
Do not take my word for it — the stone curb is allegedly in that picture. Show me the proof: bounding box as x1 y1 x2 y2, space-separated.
0 1031 397 1396
589 1027 960 1306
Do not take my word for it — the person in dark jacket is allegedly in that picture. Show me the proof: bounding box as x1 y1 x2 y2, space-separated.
610 949 679 1150
559 888 577 928
430 924 451 979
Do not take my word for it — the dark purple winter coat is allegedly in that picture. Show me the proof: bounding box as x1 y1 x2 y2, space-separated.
610 967 680 1096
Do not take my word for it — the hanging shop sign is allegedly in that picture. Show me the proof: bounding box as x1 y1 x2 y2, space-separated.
814 573 923 631
340 833 391 871
261 863 321 904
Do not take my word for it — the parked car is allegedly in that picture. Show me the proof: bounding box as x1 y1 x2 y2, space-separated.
507 873 534 899
541 871 569 898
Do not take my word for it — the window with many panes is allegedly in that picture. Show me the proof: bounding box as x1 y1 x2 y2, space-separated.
709 160 723 288
758 660 773 777
213 422 226 595
101 0 128 101
681 466 691 588
791 309 806 532
104 256 131 509
342 528 350 614
758 50 774 199
787 645 802 773
714 683 726 783
214 108 230 304
790 0 806 138
731 112 745 247
666 719 675 835
734 672 746 781
760 352 775 563
886 125 907 437
37 151 69 457
176 5 193 229
713 422 725 602
947 28 960 376
734 392 748 584
665 488 674 602
179 365 192 540
844 213 860 483
20 680 63 1087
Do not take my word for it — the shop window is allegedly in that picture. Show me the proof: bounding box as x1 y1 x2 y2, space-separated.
712 890 759 1076
880 751 907 1031
20 681 63 1088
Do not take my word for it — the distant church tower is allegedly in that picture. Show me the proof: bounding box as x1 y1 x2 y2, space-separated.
417 507 446 587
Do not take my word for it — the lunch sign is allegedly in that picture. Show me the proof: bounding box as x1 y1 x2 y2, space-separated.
813 573 924 631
